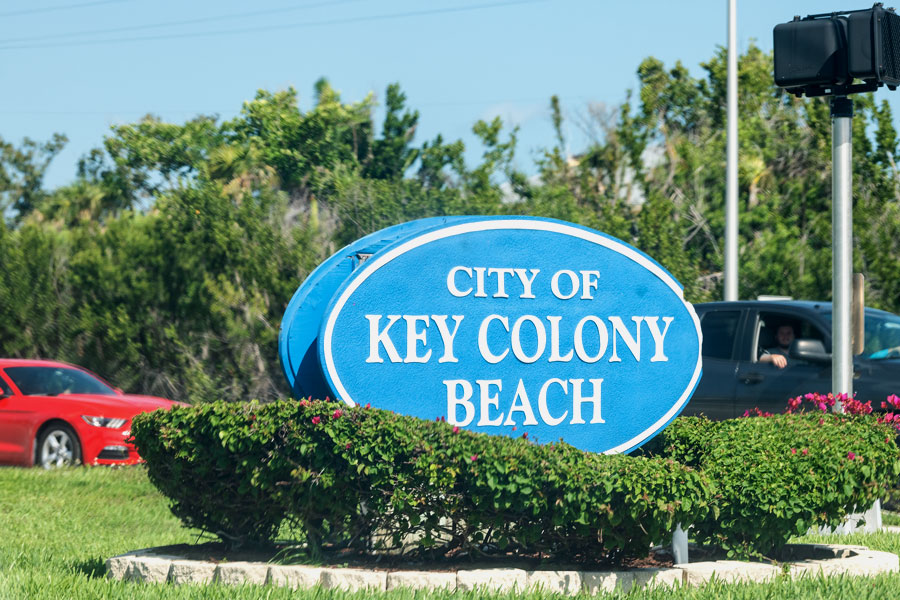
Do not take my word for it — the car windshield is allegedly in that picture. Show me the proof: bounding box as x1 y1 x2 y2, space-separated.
824 311 900 360
3 366 116 396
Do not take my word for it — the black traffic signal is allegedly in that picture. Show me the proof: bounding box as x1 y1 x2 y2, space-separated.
774 3 900 97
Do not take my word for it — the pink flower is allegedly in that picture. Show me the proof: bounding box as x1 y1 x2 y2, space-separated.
802 448 809 455
470 454 478 462
365 403 371 409
452 426 460 434
847 451 856 461
345 442 351 450
818 418 825 425
791 448 797 455
522 432 529 439
311 416 321 425
332 409 343 419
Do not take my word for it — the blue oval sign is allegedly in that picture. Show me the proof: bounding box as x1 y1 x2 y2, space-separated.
318 217 702 454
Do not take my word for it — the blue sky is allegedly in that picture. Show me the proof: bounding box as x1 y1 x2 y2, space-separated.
1 0 890 187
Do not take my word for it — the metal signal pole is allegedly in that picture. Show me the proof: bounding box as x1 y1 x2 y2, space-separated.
724 0 739 301
831 96 853 412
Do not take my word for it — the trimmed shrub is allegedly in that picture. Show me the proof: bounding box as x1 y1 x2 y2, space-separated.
656 413 900 557
131 399 714 562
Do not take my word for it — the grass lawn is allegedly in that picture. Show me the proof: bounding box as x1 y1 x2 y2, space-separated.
2 466 900 599
882 510 900 527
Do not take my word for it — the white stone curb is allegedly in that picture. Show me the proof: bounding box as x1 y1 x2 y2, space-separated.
106 542 899 592
320 567 387 591
169 559 216 584
679 560 781 585
386 570 456 591
456 568 526 592
526 569 584 595
267 564 323 589
214 561 269 585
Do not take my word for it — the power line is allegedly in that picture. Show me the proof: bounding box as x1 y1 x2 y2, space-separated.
0 96 593 116
1 0 368 45
0 109 237 116
0 0 133 18
0 0 548 50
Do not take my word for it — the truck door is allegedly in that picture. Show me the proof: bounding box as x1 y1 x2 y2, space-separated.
734 310 832 415
684 308 742 419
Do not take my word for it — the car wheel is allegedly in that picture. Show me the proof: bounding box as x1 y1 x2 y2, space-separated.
36 424 81 469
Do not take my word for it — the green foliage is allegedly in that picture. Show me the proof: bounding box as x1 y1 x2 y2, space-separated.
0 183 315 401
656 414 900 557
0 133 67 219
0 220 73 358
132 400 714 561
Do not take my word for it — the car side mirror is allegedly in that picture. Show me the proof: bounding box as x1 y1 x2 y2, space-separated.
790 339 831 363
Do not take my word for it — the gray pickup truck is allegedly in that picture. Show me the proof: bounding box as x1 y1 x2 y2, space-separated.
685 300 900 420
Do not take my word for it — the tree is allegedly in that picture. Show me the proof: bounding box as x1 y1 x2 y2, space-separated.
0 134 67 222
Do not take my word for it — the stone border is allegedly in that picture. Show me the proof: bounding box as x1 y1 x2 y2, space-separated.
106 543 898 592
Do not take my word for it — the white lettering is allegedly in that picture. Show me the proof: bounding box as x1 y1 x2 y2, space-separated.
503 380 539 426
645 316 675 362
477 379 504 426
511 315 547 363
487 267 515 298
580 270 600 300
570 378 604 424
403 315 432 363
445 378 611 428
433 315 464 363
366 315 403 363
447 266 473 297
538 378 568 426
551 270 579 300
574 316 608 363
546 316 574 362
513 268 540 299
608 316 643 363
473 267 488 298
445 380 474 426
478 315 509 363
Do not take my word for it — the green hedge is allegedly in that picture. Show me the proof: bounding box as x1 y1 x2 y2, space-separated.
655 414 900 557
131 399 714 562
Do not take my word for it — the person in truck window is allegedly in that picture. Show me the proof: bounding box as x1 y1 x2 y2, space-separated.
759 323 796 369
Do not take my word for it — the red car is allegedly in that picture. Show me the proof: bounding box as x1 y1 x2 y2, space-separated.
0 359 180 468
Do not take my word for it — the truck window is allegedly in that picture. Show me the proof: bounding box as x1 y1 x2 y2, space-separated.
700 311 741 360
757 311 827 362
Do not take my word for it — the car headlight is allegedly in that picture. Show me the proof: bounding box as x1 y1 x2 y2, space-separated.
82 415 127 429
